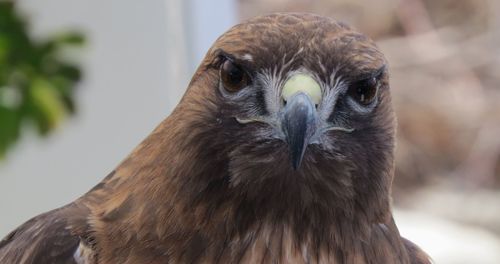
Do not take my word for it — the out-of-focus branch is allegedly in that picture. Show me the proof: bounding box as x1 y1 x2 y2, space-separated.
0 2 85 159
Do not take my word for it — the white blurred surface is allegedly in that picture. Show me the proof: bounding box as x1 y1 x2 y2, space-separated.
395 209 500 264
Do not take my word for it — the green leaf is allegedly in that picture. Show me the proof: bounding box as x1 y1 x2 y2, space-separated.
54 32 85 46
29 77 66 134
0 105 20 158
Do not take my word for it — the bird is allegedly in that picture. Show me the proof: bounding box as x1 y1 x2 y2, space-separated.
0 12 430 264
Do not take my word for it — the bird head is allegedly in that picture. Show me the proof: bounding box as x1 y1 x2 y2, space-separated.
176 13 395 219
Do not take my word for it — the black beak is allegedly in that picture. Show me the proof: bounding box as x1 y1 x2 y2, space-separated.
282 92 317 170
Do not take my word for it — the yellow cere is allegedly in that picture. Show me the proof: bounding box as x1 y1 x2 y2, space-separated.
281 74 322 105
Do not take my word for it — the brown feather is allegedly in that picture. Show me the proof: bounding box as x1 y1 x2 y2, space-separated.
0 13 430 263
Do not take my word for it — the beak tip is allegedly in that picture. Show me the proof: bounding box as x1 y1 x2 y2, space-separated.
289 142 306 170
292 159 302 170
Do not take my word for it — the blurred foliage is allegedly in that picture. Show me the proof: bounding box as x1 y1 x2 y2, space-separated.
0 2 84 159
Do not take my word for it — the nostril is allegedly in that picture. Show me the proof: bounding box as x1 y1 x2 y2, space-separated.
282 98 287 106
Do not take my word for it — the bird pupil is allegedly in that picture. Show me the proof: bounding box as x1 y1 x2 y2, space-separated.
228 65 243 84
222 60 245 85
221 59 248 92
349 77 378 105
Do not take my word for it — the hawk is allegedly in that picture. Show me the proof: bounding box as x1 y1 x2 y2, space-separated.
0 13 430 263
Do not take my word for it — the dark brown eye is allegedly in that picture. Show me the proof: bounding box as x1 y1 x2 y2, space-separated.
220 59 249 92
348 77 379 105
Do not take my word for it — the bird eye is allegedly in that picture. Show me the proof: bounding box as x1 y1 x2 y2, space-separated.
220 59 249 92
347 77 379 105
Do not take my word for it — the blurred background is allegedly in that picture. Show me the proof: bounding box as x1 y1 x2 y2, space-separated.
1 0 499 263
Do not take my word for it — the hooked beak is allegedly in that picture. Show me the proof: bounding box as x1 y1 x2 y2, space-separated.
281 73 321 170
282 92 317 170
